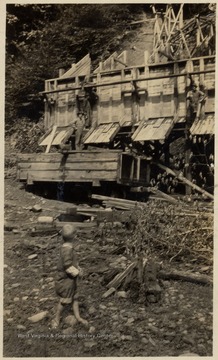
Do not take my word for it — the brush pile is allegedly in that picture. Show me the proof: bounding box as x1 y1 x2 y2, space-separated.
125 200 213 266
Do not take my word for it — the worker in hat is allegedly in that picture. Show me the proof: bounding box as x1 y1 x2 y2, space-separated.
186 82 207 126
51 224 88 329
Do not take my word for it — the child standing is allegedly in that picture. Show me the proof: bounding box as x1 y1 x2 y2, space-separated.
51 224 88 329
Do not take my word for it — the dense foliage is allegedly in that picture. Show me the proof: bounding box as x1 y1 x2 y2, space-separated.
5 4 143 129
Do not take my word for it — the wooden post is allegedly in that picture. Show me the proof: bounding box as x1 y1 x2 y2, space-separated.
54 80 58 126
97 73 101 126
173 62 179 117
120 69 125 120
165 142 170 166
184 130 192 195
179 5 183 28
136 157 140 181
144 51 150 118
184 70 192 196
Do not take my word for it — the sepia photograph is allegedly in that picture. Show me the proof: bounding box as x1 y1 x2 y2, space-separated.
4 2 215 357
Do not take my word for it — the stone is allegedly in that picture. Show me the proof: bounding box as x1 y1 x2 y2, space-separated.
117 291 127 299
141 337 149 344
111 314 119 321
110 307 118 311
17 325 26 331
88 326 96 334
121 335 133 341
11 283 20 288
88 306 97 315
119 256 127 261
32 288 40 293
198 317 205 323
28 254 38 260
179 294 185 300
164 331 176 339
62 327 74 335
13 229 20 234
31 205 42 213
22 296 28 301
99 304 107 310
179 353 199 357
4 221 17 231
127 317 135 325
14 297 20 302
4 310 11 316
84 341 97 348
4 264 8 269
7 318 14 323
46 277 54 283
28 311 48 323
64 315 77 327
137 327 144 334
39 298 49 302
139 307 146 312
182 336 195 346
148 324 159 334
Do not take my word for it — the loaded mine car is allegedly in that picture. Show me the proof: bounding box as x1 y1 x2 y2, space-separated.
17 5 215 199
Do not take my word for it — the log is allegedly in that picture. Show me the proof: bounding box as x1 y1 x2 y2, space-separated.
158 269 212 286
92 194 146 207
155 162 214 200
153 189 178 204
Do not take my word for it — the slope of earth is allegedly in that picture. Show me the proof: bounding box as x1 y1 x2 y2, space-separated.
4 176 213 357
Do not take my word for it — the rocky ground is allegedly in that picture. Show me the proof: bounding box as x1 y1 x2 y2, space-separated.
4 175 213 357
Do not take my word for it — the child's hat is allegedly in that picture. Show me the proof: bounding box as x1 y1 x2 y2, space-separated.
62 224 76 240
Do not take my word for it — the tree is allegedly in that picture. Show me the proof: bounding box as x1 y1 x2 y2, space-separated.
5 4 144 128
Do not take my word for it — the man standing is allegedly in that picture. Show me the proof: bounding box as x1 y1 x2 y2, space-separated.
186 83 206 126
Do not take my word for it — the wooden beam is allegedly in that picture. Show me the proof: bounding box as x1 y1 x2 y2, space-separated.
165 4 184 43
159 269 212 286
41 69 215 95
154 162 214 200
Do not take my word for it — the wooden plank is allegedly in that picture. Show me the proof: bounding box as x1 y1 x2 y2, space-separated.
64 170 117 181
65 162 118 171
19 161 118 172
40 128 73 146
45 125 57 153
54 220 98 229
18 151 121 163
26 169 118 183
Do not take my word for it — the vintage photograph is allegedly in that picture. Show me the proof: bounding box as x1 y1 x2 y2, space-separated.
4 3 215 357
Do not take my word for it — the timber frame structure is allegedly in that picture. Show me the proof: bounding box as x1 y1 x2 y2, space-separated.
17 5 215 198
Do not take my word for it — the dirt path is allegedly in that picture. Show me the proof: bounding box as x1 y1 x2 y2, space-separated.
4 177 213 357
